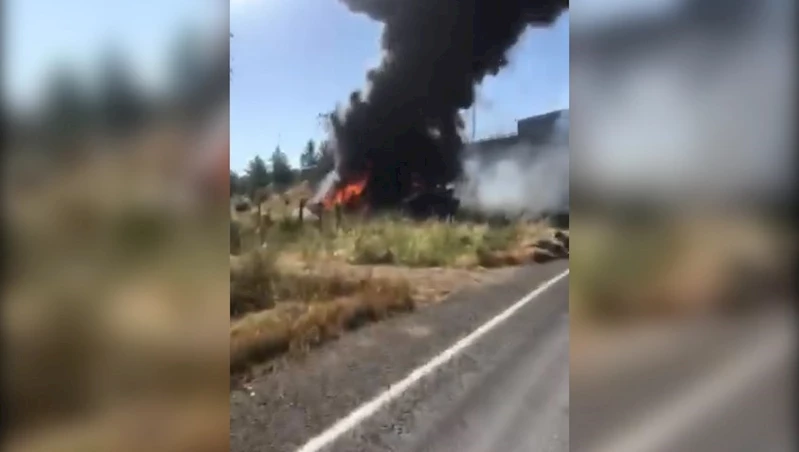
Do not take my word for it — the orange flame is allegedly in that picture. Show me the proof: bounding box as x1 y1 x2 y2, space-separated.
322 174 368 209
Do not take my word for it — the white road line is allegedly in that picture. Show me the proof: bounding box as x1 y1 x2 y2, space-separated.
592 322 794 452
295 268 570 452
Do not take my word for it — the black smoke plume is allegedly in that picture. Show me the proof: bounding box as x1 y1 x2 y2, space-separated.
329 0 569 208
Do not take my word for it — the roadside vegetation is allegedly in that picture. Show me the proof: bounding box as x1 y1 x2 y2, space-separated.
569 212 791 324
229 187 569 375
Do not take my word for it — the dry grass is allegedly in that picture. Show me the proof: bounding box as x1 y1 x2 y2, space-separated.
569 213 790 323
5 395 229 452
230 281 414 373
230 247 414 318
229 242 417 374
229 193 568 374
5 133 231 451
231 208 557 268
234 181 315 221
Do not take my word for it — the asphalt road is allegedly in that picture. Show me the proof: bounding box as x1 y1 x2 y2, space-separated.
230 261 570 452
572 304 795 452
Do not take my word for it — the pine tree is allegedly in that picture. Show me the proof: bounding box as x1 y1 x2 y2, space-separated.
230 170 244 197
97 46 146 135
300 140 320 170
271 146 294 189
170 25 205 119
245 156 271 193
43 66 89 155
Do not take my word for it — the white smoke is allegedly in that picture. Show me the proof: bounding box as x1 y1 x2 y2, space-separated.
309 169 339 204
456 144 569 217
309 129 342 205
456 111 570 217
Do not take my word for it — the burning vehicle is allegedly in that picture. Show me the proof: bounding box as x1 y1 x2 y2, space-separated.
401 185 460 220
321 172 369 211
309 168 460 221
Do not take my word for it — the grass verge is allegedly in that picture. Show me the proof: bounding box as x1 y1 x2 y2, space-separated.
231 210 557 269
229 203 569 375
230 279 413 374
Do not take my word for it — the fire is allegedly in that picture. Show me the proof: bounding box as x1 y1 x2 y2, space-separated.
322 173 368 209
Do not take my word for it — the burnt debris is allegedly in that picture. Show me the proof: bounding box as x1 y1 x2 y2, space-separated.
402 186 461 220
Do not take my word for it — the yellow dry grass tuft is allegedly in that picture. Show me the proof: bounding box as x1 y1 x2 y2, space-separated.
230 246 413 318
230 279 413 373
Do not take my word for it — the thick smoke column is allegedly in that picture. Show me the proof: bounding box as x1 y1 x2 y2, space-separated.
330 0 569 208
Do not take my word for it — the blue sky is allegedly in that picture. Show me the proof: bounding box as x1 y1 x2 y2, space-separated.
231 0 569 172
5 0 222 113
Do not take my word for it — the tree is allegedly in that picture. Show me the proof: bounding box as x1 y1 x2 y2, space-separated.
245 156 271 194
170 25 206 119
97 46 147 135
303 140 336 185
271 146 294 189
300 140 320 170
230 170 245 197
43 65 90 155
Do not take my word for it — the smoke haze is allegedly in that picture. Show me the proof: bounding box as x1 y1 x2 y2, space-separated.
457 110 569 216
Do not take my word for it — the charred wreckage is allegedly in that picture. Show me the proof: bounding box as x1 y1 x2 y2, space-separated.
309 0 570 223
